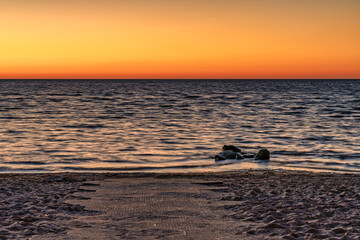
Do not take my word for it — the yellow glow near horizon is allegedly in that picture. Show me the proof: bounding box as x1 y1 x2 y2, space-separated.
0 0 359 79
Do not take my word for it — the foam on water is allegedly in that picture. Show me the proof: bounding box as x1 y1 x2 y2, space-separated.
0 79 359 173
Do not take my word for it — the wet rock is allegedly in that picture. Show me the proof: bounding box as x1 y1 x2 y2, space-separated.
215 154 227 161
255 149 270 160
222 145 241 153
220 150 237 159
236 152 244 159
215 150 244 161
243 153 255 158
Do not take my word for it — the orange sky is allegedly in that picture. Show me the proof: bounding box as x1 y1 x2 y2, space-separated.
0 0 359 79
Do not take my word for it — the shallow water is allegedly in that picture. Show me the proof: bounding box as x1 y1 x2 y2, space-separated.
0 79 359 173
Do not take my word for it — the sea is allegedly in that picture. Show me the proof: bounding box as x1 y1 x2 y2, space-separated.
0 79 359 173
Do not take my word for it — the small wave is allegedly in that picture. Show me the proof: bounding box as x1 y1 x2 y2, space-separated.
3 161 46 165
47 93 74 96
1 93 22 96
290 106 308 110
273 150 313 156
324 162 343 166
62 124 105 129
304 136 334 141
90 97 113 101
0 116 20 119
346 163 360 168
241 124 254 128
159 104 173 108
61 158 98 162
184 95 201 99
194 146 213 150
118 147 137 152
329 114 345 118
269 136 293 140
334 110 355 115
61 163 215 172
103 160 137 163
40 149 60 153
283 111 304 115
47 98 65 102
34 110 63 115
337 154 360 160
161 139 184 144
0 167 49 172
178 104 190 108
5 130 27 134
0 167 12 171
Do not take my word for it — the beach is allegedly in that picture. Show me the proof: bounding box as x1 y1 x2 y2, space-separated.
1 0 360 238
1 171 359 239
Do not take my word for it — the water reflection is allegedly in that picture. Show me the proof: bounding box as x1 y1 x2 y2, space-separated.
0 79 359 173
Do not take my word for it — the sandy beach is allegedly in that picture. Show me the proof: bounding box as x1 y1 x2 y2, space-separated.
1 171 360 239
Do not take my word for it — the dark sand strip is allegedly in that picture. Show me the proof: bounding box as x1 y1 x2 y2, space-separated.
62 178 242 239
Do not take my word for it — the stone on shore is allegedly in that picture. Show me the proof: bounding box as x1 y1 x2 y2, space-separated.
220 150 237 159
215 154 227 161
222 145 241 153
215 150 244 161
236 152 244 159
255 149 270 160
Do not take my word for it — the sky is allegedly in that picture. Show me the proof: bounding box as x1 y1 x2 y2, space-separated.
0 0 359 79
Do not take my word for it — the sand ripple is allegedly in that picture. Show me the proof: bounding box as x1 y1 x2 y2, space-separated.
0 174 86 239
2 171 360 239
219 171 360 239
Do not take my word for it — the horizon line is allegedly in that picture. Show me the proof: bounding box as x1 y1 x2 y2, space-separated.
0 78 359 80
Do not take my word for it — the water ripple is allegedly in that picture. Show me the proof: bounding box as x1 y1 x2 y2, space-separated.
0 79 359 173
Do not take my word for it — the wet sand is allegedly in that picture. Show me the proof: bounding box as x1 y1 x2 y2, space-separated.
1 171 360 239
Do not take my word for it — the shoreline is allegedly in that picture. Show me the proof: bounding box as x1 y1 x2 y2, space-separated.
2 170 360 239
2 163 360 175
2 168 360 175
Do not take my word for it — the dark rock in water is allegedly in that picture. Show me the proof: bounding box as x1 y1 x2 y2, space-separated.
243 153 255 158
215 150 244 161
255 149 270 160
216 146 269 161
215 154 227 161
236 152 244 160
221 150 237 159
222 145 241 153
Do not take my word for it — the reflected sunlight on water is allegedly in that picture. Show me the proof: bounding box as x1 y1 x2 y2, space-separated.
0 79 359 173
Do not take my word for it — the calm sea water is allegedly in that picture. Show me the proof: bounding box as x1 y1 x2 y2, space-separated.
0 79 359 173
